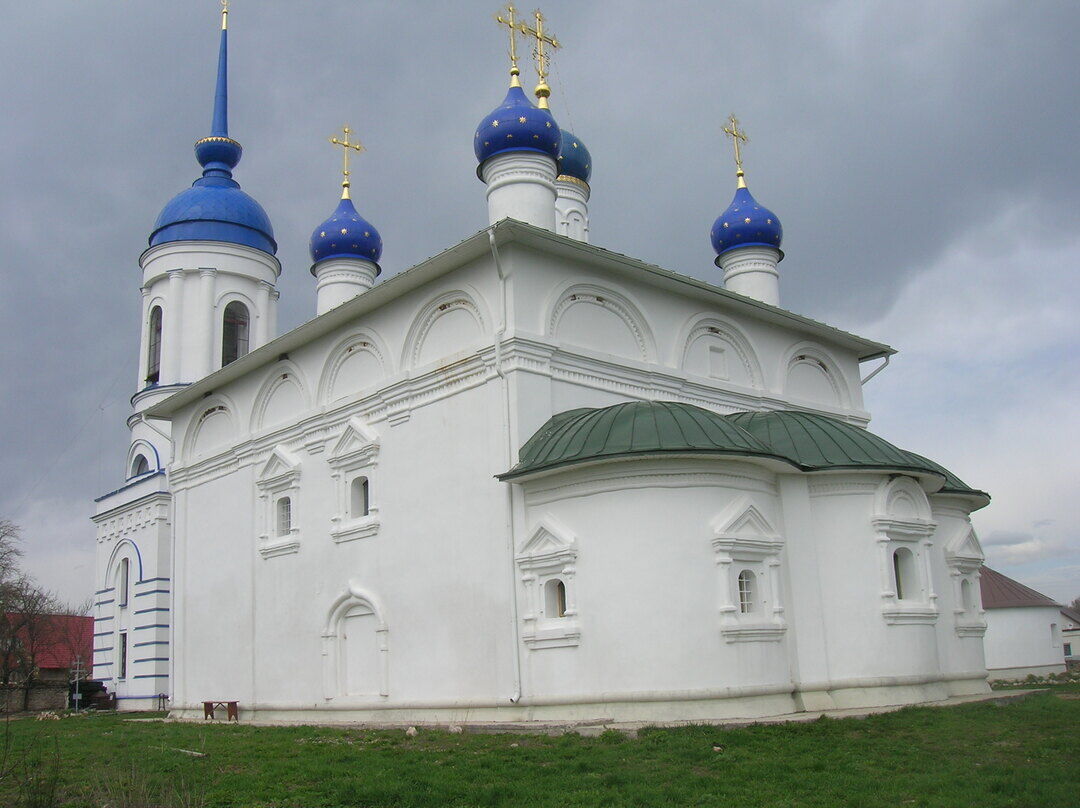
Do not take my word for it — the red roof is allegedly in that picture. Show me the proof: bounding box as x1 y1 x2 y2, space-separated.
3 613 94 672
979 567 1059 609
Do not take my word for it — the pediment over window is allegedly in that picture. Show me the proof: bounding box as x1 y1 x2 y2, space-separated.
711 497 783 558
328 417 380 469
517 518 577 569
256 446 301 488
945 526 985 567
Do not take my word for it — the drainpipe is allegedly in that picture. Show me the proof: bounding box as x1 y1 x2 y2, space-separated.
489 229 523 704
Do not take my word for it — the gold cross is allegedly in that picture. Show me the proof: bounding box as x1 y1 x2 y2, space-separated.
329 125 365 199
723 114 749 187
495 5 524 87
221 0 229 30
516 9 560 108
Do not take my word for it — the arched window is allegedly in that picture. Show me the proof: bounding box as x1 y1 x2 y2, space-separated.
276 496 292 537
737 569 755 614
118 557 130 607
350 477 370 518
146 306 163 383
544 578 567 618
131 454 150 477
222 302 250 367
960 578 974 612
893 548 918 600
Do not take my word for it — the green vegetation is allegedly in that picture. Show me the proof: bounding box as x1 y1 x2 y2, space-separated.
2 687 1077 807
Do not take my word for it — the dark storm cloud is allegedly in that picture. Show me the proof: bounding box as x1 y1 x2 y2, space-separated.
0 1 1077 600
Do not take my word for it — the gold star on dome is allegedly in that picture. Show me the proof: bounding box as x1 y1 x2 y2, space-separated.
572 141 578 148
546 121 552 128
743 217 751 224
320 231 326 237
492 119 500 127
722 222 729 228
766 218 773 224
519 116 527 123
341 227 349 234
364 231 370 237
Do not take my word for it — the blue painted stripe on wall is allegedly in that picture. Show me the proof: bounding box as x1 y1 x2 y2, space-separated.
94 662 112 667
95 616 114 622
134 607 170 615
138 577 171 584
133 657 170 664
94 647 114 653
93 630 113 637
95 599 115 607
95 587 115 595
134 624 169 630
134 640 170 648
132 674 169 679
134 589 171 598
116 694 168 700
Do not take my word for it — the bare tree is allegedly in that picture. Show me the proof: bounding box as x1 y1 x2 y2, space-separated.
1070 596 1080 614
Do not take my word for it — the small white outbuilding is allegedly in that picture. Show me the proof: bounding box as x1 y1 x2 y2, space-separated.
980 567 1065 680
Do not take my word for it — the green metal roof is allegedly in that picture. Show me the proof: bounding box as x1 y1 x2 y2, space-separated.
727 410 932 475
500 403 989 508
498 401 796 480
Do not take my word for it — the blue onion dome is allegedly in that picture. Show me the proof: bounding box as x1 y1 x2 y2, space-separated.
149 17 276 256
710 183 783 261
557 129 592 184
474 85 561 178
309 196 383 268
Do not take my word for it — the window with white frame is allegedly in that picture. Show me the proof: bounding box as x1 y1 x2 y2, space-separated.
255 446 302 558
516 520 580 649
146 306 162 384
221 301 250 367
328 418 381 544
944 525 986 637
873 477 939 625
711 497 786 643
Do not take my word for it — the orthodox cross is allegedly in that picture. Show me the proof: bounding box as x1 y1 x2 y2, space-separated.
517 10 560 108
723 114 749 187
221 0 229 30
329 125 365 199
495 5 524 85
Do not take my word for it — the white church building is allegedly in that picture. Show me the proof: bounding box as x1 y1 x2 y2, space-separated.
92 7 995 722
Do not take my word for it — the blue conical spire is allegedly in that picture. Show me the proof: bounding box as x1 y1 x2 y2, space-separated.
210 23 229 138
150 3 276 256
194 6 242 179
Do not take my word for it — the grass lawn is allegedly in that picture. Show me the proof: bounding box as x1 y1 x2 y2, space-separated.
1 686 1077 808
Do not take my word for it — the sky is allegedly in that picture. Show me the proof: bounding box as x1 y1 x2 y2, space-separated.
0 0 1077 606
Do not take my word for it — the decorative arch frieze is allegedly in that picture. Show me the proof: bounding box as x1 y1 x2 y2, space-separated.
321 584 389 699
401 289 488 370
676 315 764 388
545 282 657 362
182 394 241 463
779 342 852 409
250 361 312 434
318 330 391 405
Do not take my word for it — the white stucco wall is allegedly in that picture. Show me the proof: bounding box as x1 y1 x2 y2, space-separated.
983 606 1067 679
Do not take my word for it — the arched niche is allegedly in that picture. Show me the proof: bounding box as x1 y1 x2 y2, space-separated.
547 283 655 362
321 584 389 699
781 343 851 408
184 396 240 462
402 290 487 370
875 476 933 523
126 440 162 478
318 331 391 405
678 316 763 388
251 362 311 433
